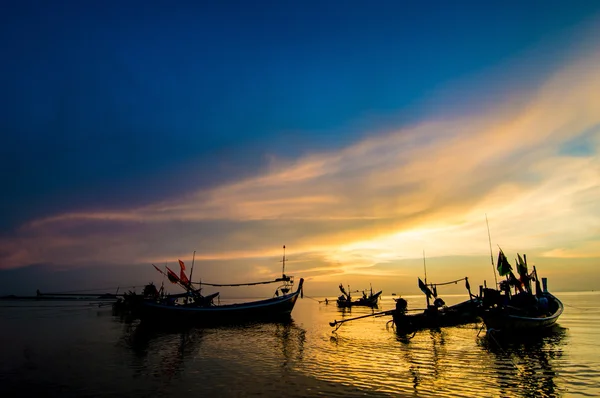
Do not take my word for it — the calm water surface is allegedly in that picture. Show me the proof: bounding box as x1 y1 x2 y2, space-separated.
1 292 599 397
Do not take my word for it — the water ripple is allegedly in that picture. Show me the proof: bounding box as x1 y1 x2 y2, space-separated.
2 293 600 397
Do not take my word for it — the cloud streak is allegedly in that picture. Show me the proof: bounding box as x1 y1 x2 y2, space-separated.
1 39 599 294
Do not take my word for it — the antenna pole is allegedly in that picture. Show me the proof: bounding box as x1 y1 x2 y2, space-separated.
282 245 286 276
486 214 499 288
423 250 427 284
189 251 196 292
423 249 430 307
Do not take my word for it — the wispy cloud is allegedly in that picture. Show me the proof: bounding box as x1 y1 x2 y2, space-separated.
1 41 599 292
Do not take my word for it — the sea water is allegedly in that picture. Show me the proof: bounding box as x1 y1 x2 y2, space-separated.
1 292 599 397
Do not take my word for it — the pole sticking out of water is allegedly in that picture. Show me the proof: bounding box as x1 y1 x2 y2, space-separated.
486 214 499 288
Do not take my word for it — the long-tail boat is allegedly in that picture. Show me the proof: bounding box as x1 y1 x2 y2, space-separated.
140 277 304 324
391 276 481 334
388 253 481 334
134 246 305 324
330 276 481 334
480 250 563 333
336 284 382 308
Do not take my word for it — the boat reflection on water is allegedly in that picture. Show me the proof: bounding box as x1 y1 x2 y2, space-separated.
124 320 205 355
478 324 567 397
119 320 206 381
118 318 307 390
335 305 380 315
394 329 451 394
273 320 306 370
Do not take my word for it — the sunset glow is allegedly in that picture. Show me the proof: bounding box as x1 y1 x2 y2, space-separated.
1 3 599 296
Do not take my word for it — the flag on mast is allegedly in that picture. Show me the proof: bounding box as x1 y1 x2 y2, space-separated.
180 270 190 285
497 248 513 277
166 267 180 284
517 253 527 274
178 259 186 271
418 278 434 298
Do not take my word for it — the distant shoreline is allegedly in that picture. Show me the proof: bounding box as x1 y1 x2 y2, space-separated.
0 295 119 301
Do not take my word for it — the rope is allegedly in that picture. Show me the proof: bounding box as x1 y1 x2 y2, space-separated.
485 328 521 369
191 279 288 287
386 318 417 339
431 277 467 287
304 295 330 303
563 303 589 310
476 322 486 337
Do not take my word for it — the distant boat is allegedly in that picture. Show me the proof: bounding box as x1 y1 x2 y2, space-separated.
336 283 382 308
391 293 397 296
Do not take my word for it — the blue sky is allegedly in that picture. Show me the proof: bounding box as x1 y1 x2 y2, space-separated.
1 1 599 295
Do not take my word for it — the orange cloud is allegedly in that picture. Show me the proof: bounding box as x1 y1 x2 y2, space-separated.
2 36 600 293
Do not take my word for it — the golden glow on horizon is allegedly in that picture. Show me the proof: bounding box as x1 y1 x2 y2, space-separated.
1 38 599 294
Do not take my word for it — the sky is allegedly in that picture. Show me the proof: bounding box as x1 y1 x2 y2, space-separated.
1 1 599 297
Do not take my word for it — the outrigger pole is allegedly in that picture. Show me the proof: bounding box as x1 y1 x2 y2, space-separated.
329 310 394 329
329 307 427 331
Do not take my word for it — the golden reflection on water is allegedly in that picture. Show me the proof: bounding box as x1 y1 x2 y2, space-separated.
106 293 600 397
302 296 574 397
4 294 599 397
479 326 566 397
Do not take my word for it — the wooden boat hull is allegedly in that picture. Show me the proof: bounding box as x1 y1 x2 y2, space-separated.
392 299 481 334
337 290 382 308
481 292 563 332
139 278 304 325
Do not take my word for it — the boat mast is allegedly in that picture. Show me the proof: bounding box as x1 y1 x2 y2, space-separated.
161 262 167 296
423 249 430 307
188 250 196 293
486 214 499 288
281 245 286 277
